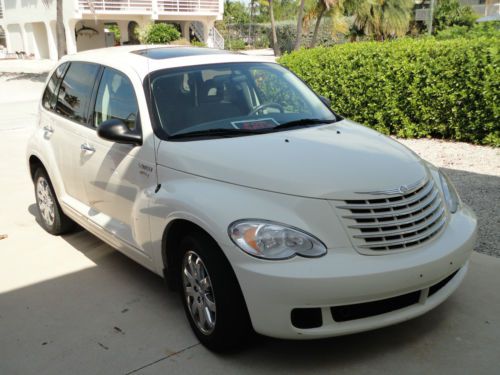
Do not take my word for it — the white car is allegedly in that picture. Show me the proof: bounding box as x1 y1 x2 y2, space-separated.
27 46 477 351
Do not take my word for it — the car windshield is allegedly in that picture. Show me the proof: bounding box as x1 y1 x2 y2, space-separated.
148 62 336 139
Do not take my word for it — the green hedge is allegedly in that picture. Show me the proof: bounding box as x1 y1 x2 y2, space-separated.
279 37 500 146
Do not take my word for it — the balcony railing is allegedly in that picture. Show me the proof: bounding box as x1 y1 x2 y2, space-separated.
78 0 221 15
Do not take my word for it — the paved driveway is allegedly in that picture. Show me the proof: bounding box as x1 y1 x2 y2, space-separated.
0 72 499 375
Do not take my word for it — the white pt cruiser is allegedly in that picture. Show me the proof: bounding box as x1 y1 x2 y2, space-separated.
27 46 477 351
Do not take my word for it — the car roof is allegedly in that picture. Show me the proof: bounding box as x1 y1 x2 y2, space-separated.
60 45 276 80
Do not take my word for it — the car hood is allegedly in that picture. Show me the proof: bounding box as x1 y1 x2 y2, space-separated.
156 120 428 199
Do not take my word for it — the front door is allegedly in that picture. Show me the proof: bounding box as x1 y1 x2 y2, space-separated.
82 67 155 254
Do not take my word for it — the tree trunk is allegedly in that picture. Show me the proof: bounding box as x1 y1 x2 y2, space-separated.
56 0 67 59
269 0 280 57
310 6 326 48
294 0 306 50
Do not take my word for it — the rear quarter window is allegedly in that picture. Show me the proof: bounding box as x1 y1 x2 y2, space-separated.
55 62 100 125
42 62 68 110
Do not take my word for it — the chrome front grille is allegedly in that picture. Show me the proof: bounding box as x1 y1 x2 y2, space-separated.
337 178 446 252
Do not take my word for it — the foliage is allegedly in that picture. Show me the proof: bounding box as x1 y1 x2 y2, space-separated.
140 23 181 44
352 0 414 40
106 24 121 43
226 38 247 50
268 20 345 53
279 37 500 146
191 40 207 47
224 0 251 24
435 20 500 39
434 0 477 32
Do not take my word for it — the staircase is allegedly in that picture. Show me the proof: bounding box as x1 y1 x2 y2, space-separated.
191 21 224 50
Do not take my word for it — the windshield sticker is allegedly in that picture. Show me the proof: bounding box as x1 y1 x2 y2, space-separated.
231 118 279 130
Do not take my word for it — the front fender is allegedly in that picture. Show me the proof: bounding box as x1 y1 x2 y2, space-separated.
147 165 350 275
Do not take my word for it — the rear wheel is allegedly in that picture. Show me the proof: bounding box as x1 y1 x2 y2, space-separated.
178 231 252 352
34 168 75 235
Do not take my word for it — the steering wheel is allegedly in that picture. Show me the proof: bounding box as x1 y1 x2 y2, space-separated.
248 103 284 116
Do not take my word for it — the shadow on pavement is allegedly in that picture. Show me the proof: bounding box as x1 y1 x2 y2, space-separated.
443 168 500 257
0 72 48 82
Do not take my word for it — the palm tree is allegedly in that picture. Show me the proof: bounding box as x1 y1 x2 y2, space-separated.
351 0 414 41
306 0 344 48
268 0 280 56
294 0 307 50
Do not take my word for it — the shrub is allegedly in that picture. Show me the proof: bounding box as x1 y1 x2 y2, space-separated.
279 37 500 146
191 40 206 47
436 21 500 40
226 38 246 51
140 23 181 44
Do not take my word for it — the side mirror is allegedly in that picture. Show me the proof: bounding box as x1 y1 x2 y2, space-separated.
97 119 142 146
319 95 331 107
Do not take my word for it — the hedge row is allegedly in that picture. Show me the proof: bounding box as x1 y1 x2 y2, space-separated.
279 37 499 146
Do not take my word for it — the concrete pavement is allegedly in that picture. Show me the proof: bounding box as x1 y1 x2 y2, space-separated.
0 71 499 375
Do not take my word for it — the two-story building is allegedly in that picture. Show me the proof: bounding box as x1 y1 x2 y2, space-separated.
0 0 224 60
415 0 500 26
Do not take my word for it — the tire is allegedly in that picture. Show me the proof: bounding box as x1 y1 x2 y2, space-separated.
178 231 252 352
34 168 75 235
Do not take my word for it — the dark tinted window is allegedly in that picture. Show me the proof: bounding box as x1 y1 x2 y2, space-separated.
42 62 68 110
55 62 100 125
94 68 138 131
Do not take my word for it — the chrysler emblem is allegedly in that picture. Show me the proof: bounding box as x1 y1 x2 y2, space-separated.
399 185 409 194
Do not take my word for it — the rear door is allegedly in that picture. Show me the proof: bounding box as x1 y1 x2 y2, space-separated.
42 61 100 211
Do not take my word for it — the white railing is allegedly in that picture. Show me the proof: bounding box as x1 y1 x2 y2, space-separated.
0 1 3 19
210 26 224 49
156 0 218 13
78 0 152 12
78 0 220 14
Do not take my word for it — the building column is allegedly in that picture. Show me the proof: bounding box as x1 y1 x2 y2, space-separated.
116 20 129 44
45 21 58 60
180 21 191 40
202 19 214 48
65 19 77 54
19 23 28 53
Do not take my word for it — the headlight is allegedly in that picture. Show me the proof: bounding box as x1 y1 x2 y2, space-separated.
438 170 459 214
228 220 327 260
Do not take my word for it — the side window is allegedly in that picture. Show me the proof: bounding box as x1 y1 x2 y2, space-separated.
94 68 138 131
42 62 68 110
55 62 100 125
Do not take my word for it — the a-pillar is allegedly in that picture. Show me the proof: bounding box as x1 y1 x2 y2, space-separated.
65 19 77 54
45 21 58 60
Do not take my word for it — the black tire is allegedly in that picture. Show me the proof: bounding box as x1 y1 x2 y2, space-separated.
178 230 252 352
34 168 75 235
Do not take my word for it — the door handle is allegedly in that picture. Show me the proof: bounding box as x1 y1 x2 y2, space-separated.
81 143 96 153
43 125 54 133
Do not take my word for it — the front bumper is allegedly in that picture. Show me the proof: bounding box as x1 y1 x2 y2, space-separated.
227 205 477 339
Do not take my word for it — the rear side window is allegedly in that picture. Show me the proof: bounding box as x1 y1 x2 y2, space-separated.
42 62 68 110
55 62 100 125
94 68 138 131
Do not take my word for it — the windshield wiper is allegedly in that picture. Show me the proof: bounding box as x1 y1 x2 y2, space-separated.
272 118 336 131
168 128 265 140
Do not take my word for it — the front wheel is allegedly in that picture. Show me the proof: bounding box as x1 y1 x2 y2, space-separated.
179 231 252 352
